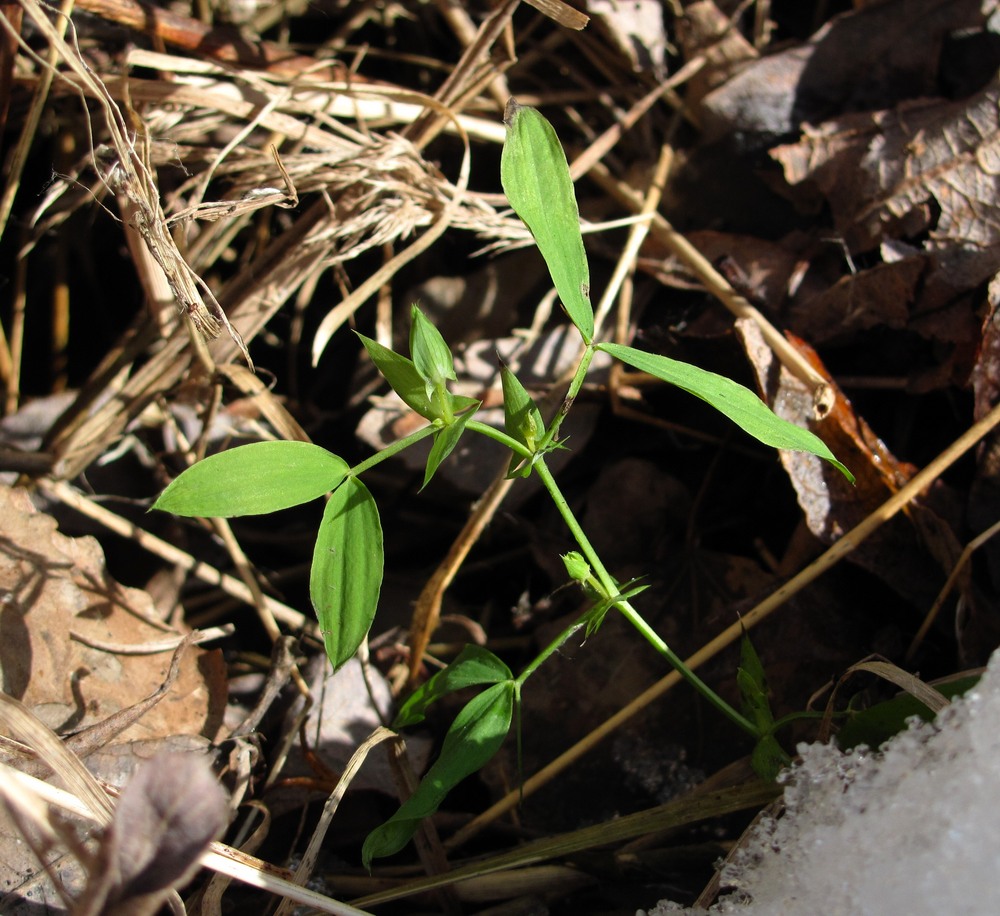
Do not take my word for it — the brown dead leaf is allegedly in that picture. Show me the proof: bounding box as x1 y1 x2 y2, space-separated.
785 252 928 345
699 0 985 142
676 1 758 109
772 78 1000 315
737 321 960 610
641 229 802 309
0 485 228 911
0 485 226 766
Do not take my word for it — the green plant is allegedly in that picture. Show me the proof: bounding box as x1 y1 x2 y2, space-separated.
153 100 853 867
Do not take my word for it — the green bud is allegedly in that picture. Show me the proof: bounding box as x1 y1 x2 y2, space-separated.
562 551 590 582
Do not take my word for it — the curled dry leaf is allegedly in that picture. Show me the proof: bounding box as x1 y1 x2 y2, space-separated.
772 78 1000 319
96 752 228 915
736 321 962 610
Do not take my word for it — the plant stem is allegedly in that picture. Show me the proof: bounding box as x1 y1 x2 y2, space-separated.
532 457 758 737
538 342 596 449
465 419 533 459
348 424 439 477
516 614 588 686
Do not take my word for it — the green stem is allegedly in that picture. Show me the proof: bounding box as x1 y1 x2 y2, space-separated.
532 457 758 737
538 342 596 450
348 424 439 477
465 419 534 459
516 614 588 687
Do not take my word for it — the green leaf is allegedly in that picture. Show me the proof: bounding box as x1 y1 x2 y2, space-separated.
501 100 594 343
357 334 433 419
393 645 513 729
737 632 774 737
750 734 790 782
152 441 348 518
598 343 855 483
410 305 457 390
422 404 479 490
835 674 979 751
500 365 543 451
310 477 383 670
364 681 515 867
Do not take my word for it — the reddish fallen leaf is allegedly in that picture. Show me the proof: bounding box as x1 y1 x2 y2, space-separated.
737 320 961 610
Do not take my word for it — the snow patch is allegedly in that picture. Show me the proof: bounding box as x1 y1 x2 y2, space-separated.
644 648 1000 916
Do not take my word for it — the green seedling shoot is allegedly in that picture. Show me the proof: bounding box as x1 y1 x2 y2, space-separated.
153 100 854 867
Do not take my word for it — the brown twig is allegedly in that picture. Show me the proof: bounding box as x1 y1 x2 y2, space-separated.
73 0 351 80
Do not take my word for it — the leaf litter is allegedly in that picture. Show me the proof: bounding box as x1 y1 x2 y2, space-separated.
2 0 1000 913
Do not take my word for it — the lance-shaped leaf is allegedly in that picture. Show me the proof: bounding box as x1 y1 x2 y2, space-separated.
152 441 348 518
310 477 383 670
394 645 513 729
501 364 544 451
598 343 855 482
500 364 545 477
410 305 457 393
422 404 479 490
363 680 515 866
501 100 594 343
357 334 433 419
737 632 774 736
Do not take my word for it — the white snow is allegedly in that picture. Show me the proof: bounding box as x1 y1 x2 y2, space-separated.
644 648 1000 916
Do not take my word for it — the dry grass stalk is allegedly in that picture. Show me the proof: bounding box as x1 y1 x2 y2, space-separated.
9 0 253 363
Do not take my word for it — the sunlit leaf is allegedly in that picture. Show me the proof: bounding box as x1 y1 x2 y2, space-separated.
410 304 457 390
357 334 433 419
363 681 515 866
501 100 594 342
152 441 348 518
598 343 854 482
310 477 383 670
394 645 513 729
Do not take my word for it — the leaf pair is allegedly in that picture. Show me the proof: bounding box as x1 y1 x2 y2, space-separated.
152 441 382 671
363 646 515 866
358 305 479 489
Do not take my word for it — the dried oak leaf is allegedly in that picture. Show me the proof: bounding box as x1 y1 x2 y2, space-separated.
0 484 227 775
771 78 1000 320
699 0 985 142
0 486 229 912
675 0 758 108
